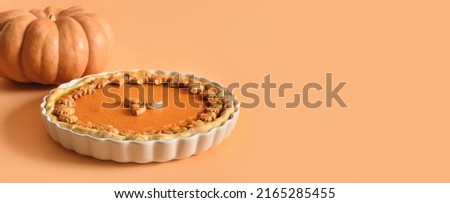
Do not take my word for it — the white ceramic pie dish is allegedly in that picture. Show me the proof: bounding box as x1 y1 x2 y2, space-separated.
40 70 240 163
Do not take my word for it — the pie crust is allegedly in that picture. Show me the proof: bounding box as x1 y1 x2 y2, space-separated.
40 70 240 163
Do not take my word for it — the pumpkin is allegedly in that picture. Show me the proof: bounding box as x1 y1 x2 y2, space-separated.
0 6 113 85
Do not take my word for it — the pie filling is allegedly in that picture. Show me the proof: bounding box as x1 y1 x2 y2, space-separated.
75 84 205 132
45 71 236 141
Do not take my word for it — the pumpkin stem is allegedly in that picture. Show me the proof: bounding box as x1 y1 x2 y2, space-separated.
48 14 56 21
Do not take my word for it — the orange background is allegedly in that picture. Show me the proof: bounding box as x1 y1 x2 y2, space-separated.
1 0 450 182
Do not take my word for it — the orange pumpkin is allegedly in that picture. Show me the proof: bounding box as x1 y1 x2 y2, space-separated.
0 6 113 85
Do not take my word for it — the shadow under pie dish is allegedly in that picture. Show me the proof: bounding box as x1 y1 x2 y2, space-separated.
40 70 240 163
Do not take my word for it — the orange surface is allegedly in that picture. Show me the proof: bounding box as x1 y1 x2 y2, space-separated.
75 84 204 132
1 0 450 182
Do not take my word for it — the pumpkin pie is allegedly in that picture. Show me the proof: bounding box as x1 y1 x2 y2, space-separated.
41 70 239 162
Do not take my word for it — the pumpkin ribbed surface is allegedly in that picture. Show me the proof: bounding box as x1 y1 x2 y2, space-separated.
0 6 113 84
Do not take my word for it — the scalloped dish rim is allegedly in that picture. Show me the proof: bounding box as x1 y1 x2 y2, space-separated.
40 69 240 163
